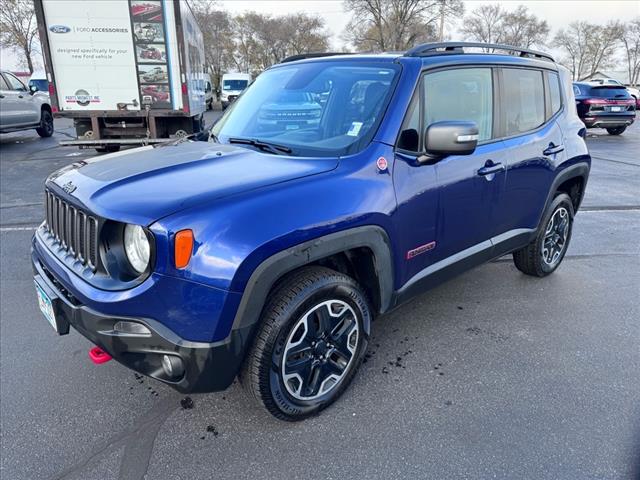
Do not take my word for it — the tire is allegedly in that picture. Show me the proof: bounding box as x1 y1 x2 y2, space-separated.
513 193 574 277
95 145 120 153
242 266 371 421
36 109 54 138
606 126 626 135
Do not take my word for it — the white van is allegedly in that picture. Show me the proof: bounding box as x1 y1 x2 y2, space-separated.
220 73 251 109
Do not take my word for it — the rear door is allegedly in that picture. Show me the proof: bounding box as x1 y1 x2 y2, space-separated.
1 73 38 126
496 67 565 242
0 74 17 128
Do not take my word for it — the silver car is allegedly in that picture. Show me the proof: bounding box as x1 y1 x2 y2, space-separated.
0 71 54 137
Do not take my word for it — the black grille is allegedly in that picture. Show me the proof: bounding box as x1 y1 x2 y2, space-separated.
44 189 99 271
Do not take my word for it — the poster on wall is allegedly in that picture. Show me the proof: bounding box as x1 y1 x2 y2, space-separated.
130 0 172 109
42 0 141 111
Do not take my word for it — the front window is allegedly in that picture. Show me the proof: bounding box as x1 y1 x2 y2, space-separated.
212 62 400 157
223 79 248 91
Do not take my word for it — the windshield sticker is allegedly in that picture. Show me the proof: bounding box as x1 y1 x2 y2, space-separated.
347 122 363 136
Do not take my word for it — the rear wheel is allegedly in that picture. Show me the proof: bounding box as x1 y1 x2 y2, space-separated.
36 110 54 137
513 193 574 277
242 266 371 421
606 126 626 135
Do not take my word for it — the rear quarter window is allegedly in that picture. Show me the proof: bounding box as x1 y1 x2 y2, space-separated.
501 68 545 136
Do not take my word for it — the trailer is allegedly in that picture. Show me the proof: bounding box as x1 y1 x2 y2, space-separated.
34 0 206 151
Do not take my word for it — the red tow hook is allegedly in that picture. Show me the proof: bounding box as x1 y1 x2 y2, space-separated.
88 346 112 364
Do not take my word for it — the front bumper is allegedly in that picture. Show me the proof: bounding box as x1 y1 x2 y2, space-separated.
32 236 251 393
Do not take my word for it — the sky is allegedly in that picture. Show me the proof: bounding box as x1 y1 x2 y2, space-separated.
2 0 638 72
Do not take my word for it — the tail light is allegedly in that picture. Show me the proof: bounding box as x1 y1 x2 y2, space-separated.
48 82 58 113
583 98 635 105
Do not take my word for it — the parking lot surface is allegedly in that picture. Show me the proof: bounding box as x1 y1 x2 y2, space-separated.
1 114 639 480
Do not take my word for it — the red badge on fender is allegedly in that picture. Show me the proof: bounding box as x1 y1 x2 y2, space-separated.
376 157 388 171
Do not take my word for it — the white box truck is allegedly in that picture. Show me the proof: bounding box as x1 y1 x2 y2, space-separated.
34 0 206 151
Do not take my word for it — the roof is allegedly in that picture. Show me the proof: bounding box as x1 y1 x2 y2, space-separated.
580 70 630 84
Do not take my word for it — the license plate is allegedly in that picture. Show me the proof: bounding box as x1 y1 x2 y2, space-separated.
35 282 57 332
610 106 622 112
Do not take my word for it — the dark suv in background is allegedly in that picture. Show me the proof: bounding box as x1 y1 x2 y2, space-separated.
573 82 636 135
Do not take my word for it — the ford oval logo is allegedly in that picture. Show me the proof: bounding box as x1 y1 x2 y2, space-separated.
49 25 71 34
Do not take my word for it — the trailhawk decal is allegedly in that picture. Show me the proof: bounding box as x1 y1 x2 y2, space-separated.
406 241 436 260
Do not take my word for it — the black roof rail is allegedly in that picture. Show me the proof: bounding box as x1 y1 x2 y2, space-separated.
280 52 353 63
404 42 554 62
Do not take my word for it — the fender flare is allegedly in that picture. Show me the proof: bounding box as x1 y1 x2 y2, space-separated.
538 161 590 230
231 225 395 332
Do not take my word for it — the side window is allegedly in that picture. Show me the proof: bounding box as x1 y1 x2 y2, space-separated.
548 72 562 118
4 73 26 91
501 68 545 136
423 68 493 141
0 75 9 91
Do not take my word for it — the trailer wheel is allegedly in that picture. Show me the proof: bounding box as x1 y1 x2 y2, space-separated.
95 145 120 153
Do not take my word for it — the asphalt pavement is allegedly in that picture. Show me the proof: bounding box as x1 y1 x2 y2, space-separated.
1 113 638 480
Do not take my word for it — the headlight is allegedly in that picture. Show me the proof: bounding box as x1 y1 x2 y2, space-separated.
124 224 150 274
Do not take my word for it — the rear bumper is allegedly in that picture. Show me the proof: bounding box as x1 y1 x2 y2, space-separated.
582 114 635 128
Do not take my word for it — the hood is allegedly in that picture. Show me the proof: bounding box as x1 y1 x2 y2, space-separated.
48 142 338 226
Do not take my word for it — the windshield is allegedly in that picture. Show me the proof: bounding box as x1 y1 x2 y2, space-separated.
29 79 48 92
223 79 249 91
212 61 400 157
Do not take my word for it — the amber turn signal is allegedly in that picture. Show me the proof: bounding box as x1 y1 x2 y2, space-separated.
174 229 194 269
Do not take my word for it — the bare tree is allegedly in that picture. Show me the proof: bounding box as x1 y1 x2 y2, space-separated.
620 18 640 86
461 4 504 45
343 0 441 52
435 0 464 42
231 12 330 76
0 0 39 73
192 1 234 87
501 5 549 48
585 21 623 77
462 4 548 49
554 21 623 80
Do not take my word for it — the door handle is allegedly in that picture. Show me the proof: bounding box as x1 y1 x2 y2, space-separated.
477 161 505 176
543 143 564 156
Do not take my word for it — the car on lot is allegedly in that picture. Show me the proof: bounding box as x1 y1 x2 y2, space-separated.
32 42 590 421
588 78 640 106
220 72 251 109
0 70 54 137
573 82 636 135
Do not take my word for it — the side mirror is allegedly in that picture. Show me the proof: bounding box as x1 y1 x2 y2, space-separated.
29 84 38 94
420 121 479 162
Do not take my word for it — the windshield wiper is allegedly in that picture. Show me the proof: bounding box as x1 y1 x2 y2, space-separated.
228 137 292 155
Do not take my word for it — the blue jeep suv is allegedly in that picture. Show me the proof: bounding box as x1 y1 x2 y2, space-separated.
32 43 590 420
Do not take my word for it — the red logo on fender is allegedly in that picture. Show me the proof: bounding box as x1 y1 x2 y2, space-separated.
406 241 436 259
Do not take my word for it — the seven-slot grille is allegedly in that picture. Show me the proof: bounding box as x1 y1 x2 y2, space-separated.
44 189 99 271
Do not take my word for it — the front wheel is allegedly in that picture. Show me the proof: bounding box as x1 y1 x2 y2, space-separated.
606 126 626 135
36 110 54 137
513 193 574 277
242 267 371 421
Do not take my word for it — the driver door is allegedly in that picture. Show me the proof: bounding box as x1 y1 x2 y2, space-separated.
393 66 505 288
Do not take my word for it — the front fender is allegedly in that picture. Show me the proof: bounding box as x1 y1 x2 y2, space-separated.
230 225 395 333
